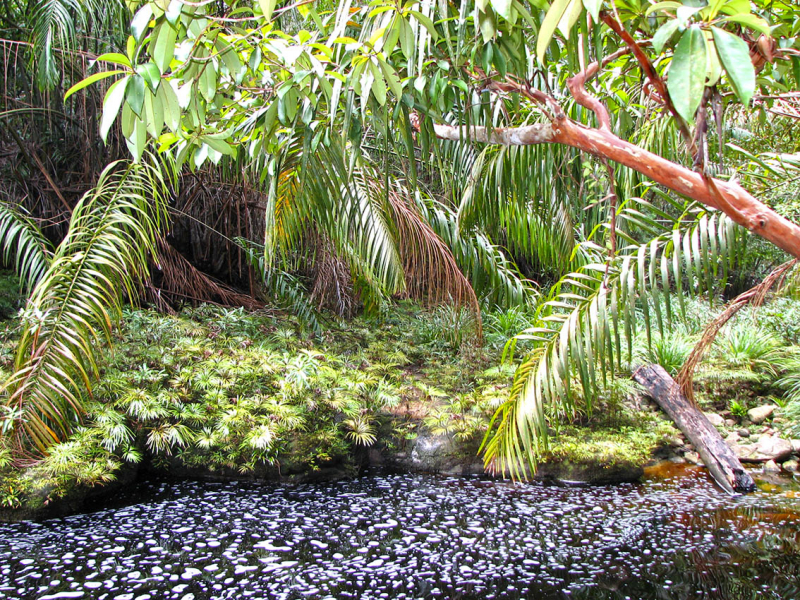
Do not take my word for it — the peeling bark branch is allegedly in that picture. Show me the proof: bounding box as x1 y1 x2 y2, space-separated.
419 113 800 260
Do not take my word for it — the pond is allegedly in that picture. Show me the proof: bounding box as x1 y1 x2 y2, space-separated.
0 465 798 600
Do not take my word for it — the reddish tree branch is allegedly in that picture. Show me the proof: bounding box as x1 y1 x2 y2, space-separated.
418 112 800 260
600 12 697 157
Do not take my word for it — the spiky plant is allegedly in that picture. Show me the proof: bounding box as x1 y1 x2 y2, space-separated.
2 160 168 455
481 205 748 479
0 202 53 291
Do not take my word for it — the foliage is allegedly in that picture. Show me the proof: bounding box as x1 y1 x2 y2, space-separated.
2 160 169 453
0 203 53 292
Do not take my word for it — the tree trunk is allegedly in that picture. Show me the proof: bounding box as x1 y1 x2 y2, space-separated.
632 364 756 494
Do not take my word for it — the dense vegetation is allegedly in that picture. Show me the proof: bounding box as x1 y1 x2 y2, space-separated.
2 0 800 504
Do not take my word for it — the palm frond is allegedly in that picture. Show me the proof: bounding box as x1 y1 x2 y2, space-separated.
238 238 322 334
421 199 536 309
481 207 746 479
0 200 53 291
2 159 168 454
29 0 128 89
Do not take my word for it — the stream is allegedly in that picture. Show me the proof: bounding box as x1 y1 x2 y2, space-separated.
0 465 798 600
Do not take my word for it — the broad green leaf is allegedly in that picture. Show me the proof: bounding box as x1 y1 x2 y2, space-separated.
136 62 161 91
369 61 387 105
144 89 164 137
166 0 183 25
378 57 403 98
667 26 707 122
217 39 245 84
199 63 217 102
64 70 126 101
408 11 439 40
152 22 178 73
557 0 583 39
126 116 147 162
653 19 680 54
131 5 154 43
720 0 755 17
201 135 235 155
645 1 681 15
126 75 147 117
258 0 278 21
479 8 496 43
712 27 755 107
721 13 770 35
704 31 722 86
491 0 514 20
537 0 571 63
100 76 129 143
159 81 181 132
94 53 132 69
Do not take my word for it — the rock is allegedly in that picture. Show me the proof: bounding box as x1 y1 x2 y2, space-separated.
783 459 799 473
684 451 703 466
667 436 684 448
738 429 751 438
747 405 775 424
725 432 741 444
760 426 774 435
764 460 781 474
730 437 794 463
704 412 725 427
724 419 736 427
791 440 800 454
773 417 785 424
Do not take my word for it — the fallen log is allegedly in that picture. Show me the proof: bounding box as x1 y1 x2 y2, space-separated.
633 364 756 494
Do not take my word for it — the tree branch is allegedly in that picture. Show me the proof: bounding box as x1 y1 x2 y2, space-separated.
415 111 800 261
600 12 697 157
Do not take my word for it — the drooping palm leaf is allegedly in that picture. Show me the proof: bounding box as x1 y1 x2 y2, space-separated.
481 205 747 479
29 0 128 89
2 159 168 454
0 200 53 291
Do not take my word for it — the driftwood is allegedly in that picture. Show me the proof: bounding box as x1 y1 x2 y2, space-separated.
633 364 756 494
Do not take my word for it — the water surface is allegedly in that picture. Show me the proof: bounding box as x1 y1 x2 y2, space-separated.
1 466 798 600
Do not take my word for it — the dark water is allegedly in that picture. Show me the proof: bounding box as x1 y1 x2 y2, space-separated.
1 466 799 600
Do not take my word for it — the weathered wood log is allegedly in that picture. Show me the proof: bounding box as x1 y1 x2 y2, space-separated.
633 364 756 494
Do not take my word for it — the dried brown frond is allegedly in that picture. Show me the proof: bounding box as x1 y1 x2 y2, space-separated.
387 187 483 341
146 237 262 310
310 233 357 318
676 259 797 402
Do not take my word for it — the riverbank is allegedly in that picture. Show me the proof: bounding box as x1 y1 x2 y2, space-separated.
0 299 682 521
2 288 800 521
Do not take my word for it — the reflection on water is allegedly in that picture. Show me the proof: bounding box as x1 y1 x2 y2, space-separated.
0 465 798 600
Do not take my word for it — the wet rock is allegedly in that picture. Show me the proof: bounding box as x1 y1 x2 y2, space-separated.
684 452 703 466
747 405 774 425
704 413 725 427
763 460 781 474
782 459 799 473
387 433 484 476
729 437 794 463
738 429 751 438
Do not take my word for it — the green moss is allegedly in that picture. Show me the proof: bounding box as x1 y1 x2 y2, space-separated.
544 418 678 469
